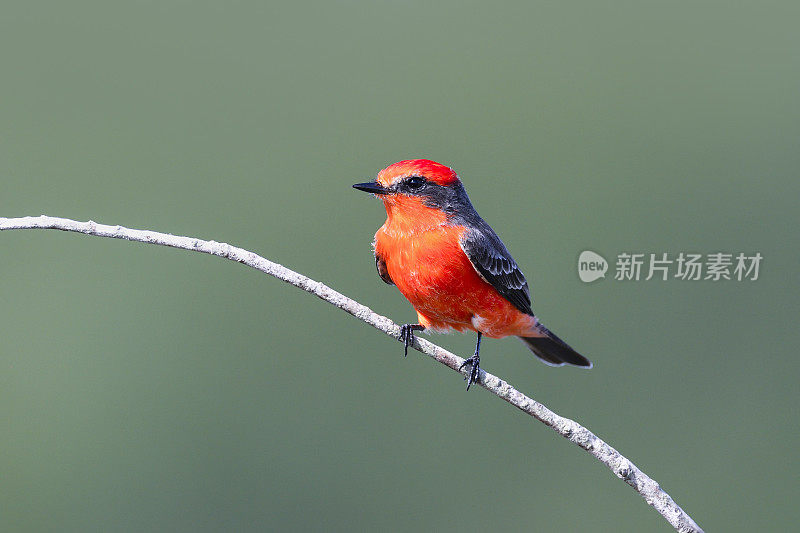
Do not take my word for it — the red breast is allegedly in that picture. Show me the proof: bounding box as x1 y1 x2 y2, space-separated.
374 196 536 338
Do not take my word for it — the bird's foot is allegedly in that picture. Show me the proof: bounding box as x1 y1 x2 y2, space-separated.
399 324 425 357
459 354 481 391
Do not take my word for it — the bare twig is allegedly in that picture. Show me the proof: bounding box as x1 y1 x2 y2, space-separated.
0 215 703 532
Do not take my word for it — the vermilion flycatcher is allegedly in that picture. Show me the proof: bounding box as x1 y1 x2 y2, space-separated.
354 159 591 390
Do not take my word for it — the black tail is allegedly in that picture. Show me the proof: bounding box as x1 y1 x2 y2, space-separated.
519 325 592 368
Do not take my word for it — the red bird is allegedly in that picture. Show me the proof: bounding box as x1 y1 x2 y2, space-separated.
354 159 591 389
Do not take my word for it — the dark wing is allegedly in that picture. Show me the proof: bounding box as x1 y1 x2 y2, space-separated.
375 252 394 285
460 223 533 315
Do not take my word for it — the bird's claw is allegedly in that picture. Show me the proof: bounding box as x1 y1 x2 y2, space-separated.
399 324 424 357
459 354 481 391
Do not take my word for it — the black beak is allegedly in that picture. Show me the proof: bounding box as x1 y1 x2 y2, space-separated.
353 181 390 195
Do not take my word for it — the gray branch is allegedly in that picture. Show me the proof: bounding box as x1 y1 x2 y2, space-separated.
0 215 703 533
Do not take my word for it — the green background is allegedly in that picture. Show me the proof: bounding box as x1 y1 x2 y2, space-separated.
2 1 798 531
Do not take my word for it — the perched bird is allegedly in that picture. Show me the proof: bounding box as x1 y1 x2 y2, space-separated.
354 159 591 390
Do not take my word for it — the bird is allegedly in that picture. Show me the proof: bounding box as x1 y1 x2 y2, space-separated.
353 159 591 390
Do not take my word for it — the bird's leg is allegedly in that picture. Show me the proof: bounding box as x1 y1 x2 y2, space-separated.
459 332 483 391
399 324 425 357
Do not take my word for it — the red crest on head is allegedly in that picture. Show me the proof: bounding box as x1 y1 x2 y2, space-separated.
376 159 459 187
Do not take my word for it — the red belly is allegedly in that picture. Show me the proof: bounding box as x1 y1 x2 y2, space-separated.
375 225 537 338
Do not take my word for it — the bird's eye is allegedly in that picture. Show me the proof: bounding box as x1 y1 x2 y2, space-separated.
405 176 426 190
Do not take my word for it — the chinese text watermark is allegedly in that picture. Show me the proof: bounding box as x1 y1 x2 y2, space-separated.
578 251 762 282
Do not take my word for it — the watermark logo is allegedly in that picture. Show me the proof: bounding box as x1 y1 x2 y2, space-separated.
577 250 608 283
578 251 762 282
